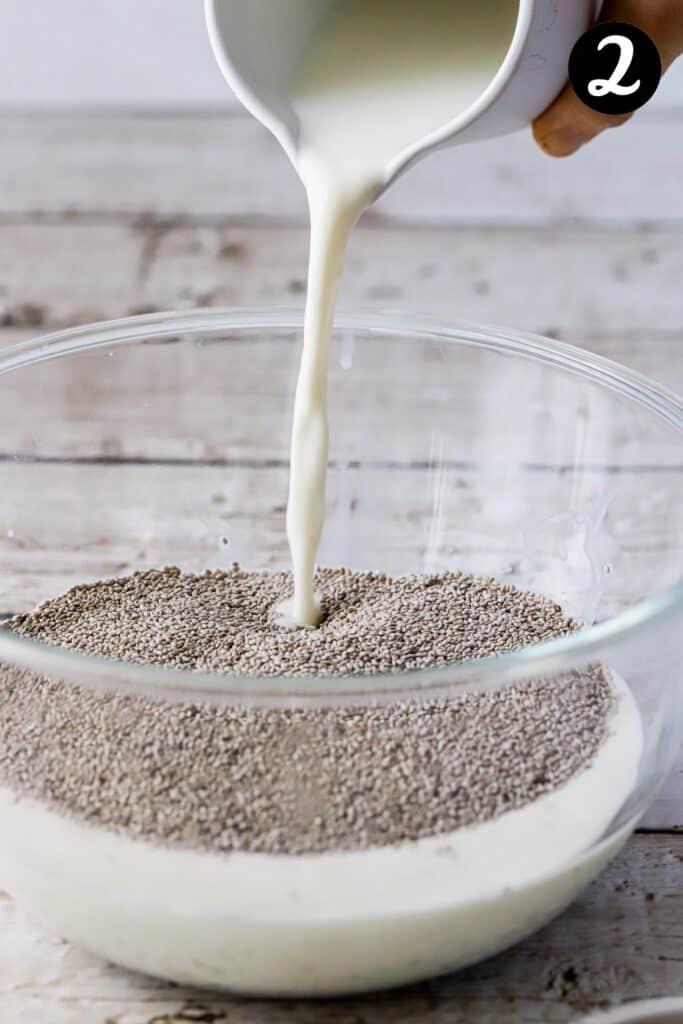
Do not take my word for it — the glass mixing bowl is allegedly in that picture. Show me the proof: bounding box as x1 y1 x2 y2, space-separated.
0 309 681 996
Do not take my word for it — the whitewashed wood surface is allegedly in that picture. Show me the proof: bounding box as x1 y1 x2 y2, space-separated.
0 109 682 1020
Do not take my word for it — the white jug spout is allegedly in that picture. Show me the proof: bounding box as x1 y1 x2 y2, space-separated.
206 0 336 164
206 0 598 189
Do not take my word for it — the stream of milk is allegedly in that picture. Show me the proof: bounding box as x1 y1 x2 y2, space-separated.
281 0 519 626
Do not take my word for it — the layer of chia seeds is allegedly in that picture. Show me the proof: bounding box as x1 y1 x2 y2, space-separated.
0 566 611 855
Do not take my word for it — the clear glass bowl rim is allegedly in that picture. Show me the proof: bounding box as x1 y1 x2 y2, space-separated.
0 307 681 705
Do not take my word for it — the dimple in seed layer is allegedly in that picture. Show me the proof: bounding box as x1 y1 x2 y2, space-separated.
9 563 581 676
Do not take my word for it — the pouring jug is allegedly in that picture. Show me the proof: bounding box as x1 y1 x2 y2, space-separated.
205 0 600 192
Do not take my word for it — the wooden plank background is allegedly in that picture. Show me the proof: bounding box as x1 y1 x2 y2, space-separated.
0 104 682 1020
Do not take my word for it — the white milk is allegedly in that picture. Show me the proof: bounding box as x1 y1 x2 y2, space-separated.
281 0 519 625
0 676 642 995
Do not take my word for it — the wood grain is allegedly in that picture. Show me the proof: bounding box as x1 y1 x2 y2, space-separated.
2 458 680 603
2 323 683 395
0 222 682 338
0 834 681 1023
1 331 681 459
0 109 680 227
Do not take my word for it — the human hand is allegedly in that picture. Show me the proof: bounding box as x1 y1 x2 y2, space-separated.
533 0 683 156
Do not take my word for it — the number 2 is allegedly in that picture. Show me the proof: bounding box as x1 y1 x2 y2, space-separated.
588 34 641 98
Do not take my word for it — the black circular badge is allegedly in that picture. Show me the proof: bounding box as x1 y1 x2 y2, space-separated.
569 22 661 116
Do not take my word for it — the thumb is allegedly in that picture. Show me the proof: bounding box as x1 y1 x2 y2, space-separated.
533 0 683 157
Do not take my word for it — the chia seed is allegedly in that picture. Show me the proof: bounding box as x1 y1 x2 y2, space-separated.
0 566 611 855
